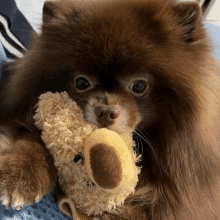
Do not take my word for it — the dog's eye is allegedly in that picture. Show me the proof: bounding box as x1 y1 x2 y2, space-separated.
75 77 91 91
129 80 148 94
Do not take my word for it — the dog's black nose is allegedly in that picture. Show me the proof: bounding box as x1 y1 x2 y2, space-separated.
95 106 120 127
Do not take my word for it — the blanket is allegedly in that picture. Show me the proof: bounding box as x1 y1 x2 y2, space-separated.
0 191 71 220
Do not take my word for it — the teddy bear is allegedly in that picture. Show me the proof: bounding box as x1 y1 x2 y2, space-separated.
34 91 141 220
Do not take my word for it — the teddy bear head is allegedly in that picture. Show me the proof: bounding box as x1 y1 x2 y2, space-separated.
34 92 141 217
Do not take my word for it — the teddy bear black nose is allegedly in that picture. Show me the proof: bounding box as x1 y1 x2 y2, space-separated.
95 106 120 127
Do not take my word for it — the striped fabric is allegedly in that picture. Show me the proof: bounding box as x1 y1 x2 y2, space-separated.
0 0 34 60
0 15 26 59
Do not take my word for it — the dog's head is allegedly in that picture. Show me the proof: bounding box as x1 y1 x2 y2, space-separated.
31 0 208 137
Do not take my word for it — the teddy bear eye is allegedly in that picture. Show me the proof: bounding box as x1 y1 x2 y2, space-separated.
73 154 84 164
86 180 95 187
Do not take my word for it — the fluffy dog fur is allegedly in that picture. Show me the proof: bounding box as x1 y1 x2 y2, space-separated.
0 0 220 219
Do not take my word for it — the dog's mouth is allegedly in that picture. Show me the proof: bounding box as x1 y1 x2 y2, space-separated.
89 122 135 137
84 108 131 135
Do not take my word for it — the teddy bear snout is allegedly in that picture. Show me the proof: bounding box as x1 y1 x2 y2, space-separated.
89 143 122 189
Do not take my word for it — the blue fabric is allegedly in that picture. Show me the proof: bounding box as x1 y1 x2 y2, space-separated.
0 191 71 220
205 22 220 65
0 43 12 76
0 42 6 74
0 0 34 50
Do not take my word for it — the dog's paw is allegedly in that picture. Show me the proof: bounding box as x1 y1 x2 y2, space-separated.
0 147 56 210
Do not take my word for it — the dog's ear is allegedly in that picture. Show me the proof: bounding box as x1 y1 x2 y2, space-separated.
174 2 203 43
42 0 80 25
42 1 59 24
43 1 63 23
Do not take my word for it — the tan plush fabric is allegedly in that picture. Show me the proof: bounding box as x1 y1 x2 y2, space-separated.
34 91 141 218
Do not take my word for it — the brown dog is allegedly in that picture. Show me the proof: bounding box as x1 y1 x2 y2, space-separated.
0 0 220 219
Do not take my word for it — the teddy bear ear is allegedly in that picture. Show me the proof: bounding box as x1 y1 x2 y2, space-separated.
58 194 90 220
173 2 203 43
